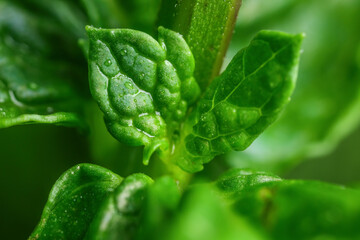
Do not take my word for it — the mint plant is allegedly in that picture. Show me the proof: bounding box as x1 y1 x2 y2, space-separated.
1 0 360 239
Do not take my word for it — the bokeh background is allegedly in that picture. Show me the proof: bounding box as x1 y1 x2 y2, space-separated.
0 0 359 239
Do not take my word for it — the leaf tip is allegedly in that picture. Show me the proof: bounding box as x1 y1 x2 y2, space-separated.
143 140 169 165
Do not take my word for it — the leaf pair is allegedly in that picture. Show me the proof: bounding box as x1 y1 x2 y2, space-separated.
30 164 360 240
29 164 264 240
87 26 303 172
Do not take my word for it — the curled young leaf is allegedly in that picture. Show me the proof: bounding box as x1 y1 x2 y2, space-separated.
175 30 303 172
87 26 200 165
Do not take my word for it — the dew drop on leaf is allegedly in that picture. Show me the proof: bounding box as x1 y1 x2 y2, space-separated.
120 49 127 56
125 82 134 90
104 59 112 66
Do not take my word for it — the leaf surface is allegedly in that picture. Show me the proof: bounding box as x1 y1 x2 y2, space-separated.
227 0 360 173
175 30 303 172
29 164 122 240
87 26 200 164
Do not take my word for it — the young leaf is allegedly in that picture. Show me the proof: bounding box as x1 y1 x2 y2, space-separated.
29 164 122 240
227 0 360 173
87 26 200 165
175 30 303 172
85 173 153 240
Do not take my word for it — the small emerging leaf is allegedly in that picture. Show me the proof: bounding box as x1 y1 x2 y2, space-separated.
87 26 200 165
176 30 303 172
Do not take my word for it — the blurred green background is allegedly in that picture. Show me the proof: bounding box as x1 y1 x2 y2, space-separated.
1 0 360 239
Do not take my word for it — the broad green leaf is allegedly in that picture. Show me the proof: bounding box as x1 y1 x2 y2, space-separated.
216 169 360 240
85 173 153 240
87 26 200 165
226 0 360 173
175 30 303 172
0 2 86 129
29 164 122 240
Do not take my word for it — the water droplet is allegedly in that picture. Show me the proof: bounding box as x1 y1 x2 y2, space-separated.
139 73 145 80
125 82 133 89
28 82 38 90
120 49 127 55
104 59 112 66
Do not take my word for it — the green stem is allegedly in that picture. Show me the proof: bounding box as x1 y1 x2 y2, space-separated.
157 0 242 90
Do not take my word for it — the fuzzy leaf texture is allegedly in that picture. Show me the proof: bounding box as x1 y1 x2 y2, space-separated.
175 30 304 172
87 26 200 165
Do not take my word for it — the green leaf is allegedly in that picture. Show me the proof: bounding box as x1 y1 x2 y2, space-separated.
136 176 181 240
226 0 360 173
87 26 200 165
85 173 153 240
175 30 303 172
161 184 267 240
0 2 86 129
216 168 281 198
29 164 122 240
216 169 360 240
